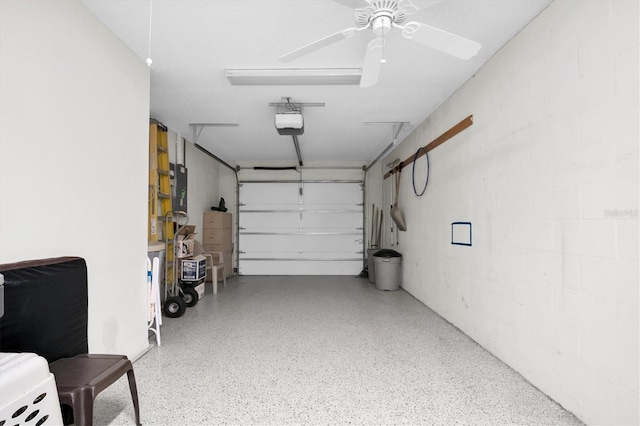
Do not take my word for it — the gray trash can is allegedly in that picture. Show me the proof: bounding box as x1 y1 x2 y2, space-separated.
367 249 378 283
373 249 402 291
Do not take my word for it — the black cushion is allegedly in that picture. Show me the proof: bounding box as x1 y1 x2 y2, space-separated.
0 257 89 362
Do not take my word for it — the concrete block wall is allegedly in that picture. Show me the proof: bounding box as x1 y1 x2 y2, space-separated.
380 1 638 424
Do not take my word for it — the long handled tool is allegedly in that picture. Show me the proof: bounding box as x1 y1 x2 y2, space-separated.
370 204 376 248
377 210 383 248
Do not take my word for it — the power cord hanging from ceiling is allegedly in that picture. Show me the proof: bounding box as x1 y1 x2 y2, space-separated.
283 98 303 167
284 97 301 113
146 0 153 66
381 27 386 64
298 167 304 219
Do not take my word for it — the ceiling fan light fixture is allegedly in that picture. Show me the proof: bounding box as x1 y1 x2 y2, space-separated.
372 15 392 36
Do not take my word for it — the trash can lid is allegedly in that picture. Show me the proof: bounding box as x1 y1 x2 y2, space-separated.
373 249 402 258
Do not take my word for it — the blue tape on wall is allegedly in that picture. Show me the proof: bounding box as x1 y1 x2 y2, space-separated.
451 222 472 246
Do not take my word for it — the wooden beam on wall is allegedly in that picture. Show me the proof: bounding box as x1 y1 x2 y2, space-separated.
384 115 474 179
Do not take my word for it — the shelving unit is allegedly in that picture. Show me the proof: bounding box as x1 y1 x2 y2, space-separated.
148 125 159 242
149 121 175 295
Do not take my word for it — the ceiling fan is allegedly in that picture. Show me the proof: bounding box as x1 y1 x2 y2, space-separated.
279 0 481 87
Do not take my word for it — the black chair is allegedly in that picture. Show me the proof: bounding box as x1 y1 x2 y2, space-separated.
0 257 141 426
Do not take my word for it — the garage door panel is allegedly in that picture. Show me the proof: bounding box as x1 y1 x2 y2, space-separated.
301 212 361 229
241 212 362 230
240 212 300 229
240 251 361 260
302 183 362 205
240 260 362 275
240 234 361 253
239 183 299 205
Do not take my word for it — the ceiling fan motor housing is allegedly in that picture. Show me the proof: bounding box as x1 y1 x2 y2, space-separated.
356 0 408 33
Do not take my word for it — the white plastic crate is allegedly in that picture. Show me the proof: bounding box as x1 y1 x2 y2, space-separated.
0 353 63 425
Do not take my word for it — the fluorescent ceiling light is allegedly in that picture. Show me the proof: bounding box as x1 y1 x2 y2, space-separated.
225 68 361 86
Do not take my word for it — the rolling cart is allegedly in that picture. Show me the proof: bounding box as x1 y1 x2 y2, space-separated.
162 211 208 317
177 253 206 308
162 211 188 318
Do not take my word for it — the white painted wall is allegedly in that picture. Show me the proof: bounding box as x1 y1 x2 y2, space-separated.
380 1 639 424
0 1 150 359
165 129 222 240
185 142 221 240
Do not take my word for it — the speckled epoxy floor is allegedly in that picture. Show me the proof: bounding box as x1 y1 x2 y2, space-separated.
94 275 582 425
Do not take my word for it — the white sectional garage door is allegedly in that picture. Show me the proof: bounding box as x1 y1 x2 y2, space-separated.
239 181 363 275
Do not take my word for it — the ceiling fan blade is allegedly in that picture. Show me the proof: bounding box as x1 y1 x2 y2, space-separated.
397 0 420 16
279 27 363 63
331 0 365 8
400 21 481 60
399 0 445 15
360 38 383 88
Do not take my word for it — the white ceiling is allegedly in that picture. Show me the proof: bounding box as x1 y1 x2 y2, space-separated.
82 0 552 166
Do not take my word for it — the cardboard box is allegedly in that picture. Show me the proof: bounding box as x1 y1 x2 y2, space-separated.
176 234 196 258
177 225 196 236
180 255 207 282
202 229 233 251
194 282 205 299
175 225 197 258
202 211 232 229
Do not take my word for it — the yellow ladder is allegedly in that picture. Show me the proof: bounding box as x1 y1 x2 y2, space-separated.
149 121 175 294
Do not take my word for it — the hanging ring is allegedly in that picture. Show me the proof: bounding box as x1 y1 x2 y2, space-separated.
412 146 429 197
